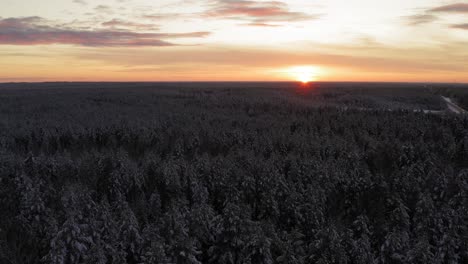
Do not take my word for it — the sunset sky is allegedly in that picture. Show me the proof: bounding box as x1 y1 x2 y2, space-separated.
1 0 467 82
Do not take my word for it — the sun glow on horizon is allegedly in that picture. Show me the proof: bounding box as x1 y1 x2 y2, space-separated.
285 66 321 83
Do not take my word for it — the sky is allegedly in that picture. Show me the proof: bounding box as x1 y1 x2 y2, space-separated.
0 0 467 82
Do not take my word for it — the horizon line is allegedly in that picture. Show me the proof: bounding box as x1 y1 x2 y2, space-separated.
1 81 467 85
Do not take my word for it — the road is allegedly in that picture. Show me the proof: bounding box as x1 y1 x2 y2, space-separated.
339 96 466 115
442 96 467 114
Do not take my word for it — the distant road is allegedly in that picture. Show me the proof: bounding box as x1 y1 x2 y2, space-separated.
339 96 466 115
442 96 467 114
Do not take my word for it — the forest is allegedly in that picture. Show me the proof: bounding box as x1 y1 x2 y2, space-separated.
0 82 467 263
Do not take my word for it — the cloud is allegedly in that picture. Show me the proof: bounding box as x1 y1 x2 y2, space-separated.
405 14 438 25
245 22 281 27
94 5 114 14
451 23 468 30
0 17 210 47
73 0 87 5
102 19 160 31
143 13 185 20
203 0 319 26
406 3 468 27
429 3 468 13
73 43 468 74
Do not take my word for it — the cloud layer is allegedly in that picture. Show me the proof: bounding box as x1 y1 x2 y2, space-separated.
0 17 209 46
407 3 468 29
430 3 468 13
204 0 318 26
101 19 160 31
451 23 468 30
405 14 438 25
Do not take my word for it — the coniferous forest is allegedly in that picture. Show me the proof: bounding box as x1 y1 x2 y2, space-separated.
0 82 467 264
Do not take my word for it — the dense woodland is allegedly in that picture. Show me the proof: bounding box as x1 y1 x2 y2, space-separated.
0 82 467 264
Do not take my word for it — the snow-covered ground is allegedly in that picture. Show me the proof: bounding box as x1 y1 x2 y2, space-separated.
442 96 467 114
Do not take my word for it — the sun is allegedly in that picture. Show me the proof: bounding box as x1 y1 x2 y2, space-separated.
286 66 320 83
298 72 313 84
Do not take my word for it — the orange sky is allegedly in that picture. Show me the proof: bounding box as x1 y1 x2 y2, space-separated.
1 0 468 82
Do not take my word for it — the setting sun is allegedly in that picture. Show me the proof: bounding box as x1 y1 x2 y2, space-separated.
286 66 320 83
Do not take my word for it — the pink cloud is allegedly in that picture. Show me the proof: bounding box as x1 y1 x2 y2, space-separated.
245 22 281 27
430 3 468 13
0 17 209 47
204 0 319 26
